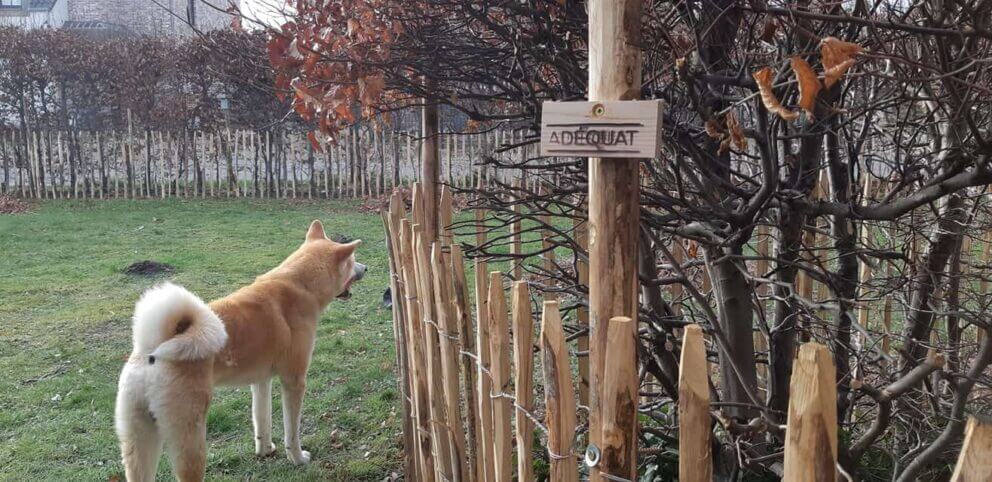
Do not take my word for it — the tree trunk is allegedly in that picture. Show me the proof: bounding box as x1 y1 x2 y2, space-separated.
899 193 966 372
422 82 440 242
826 124 856 421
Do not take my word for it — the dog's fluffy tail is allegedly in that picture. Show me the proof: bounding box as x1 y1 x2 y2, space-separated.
131 282 228 362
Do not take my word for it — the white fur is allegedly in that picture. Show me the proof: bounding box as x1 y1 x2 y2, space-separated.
131 283 228 361
116 283 224 481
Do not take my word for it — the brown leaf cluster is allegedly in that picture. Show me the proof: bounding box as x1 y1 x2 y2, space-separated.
754 37 862 121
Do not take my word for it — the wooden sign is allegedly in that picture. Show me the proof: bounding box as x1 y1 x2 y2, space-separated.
540 100 663 158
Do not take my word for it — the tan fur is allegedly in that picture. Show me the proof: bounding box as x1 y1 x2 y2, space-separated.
116 220 364 481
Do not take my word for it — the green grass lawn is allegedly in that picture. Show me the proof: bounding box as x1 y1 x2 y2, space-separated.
0 199 403 481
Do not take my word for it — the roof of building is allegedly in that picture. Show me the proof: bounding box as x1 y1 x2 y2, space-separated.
28 0 58 10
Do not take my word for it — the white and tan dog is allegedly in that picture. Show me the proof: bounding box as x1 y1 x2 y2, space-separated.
115 220 365 481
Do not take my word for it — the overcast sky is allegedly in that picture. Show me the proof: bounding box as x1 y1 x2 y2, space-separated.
239 0 290 27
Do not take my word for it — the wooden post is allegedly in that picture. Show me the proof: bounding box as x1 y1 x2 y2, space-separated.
399 219 435 482
539 183 557 298
412 224 454 481
474 197 496 482
511 177 524 280
383 199 415 478
950 416 992 481
488 272 513 482
512 281 535 482
782 343 838 482
541 300 578 481
574 213 591 406
406 134 413 186
446 132 453 186
55 131 65 198
431 243 468 480
587 1 644 479
601 316 638 475
126 109 135 199
678 324 712 482
450 244 480 480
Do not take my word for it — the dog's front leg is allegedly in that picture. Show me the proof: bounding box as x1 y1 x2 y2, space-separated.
280 374 310 465
251 379 276 456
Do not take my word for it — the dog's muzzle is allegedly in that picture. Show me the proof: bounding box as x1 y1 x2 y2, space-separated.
337 263 367 300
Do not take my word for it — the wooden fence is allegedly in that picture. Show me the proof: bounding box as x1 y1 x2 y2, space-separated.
0 128 533 200
382 184 992 481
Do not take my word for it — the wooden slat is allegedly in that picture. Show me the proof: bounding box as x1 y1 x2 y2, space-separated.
383 196 415 477
539 183 557 300
511 177 523 280
488 271 513 481
430 243 468 480
512 281 536 482
412 225 454 481
574 215 591 406
600 316 638 478
399 219 435 482
439 185 454 248
782 342 838 482
473 183 496 482
678 324 712 482
450 244 480 480
541 300 578 481
950 416 992 481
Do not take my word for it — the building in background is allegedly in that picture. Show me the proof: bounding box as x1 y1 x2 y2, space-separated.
1 0 239 34
0 0 68 29
68 0 240 36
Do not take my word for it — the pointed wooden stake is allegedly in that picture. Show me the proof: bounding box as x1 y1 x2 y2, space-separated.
950 416 992 482
782 343 838 482
541 300 578 481
512 281 536 482
678 324 712 482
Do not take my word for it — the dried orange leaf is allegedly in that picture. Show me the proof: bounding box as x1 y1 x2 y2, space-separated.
820 37 863 87
790 56 822 117
823 58 857 88
752 67 799 121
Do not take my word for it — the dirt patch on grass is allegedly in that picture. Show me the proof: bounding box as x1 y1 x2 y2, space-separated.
122 260 175 276
0 195 32 214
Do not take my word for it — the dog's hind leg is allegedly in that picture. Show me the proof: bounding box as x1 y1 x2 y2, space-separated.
251 379 276 456
161 407 208 482
118 409 163 482
280 374 311 465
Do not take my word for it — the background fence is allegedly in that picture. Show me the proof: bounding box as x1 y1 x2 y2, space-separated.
382 185 992 481
0 127 537 200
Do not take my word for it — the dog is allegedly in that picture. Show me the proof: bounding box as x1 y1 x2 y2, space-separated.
115 220 365 481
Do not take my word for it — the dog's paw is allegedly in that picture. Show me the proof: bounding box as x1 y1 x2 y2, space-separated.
287 449 311 465
255 441 277 457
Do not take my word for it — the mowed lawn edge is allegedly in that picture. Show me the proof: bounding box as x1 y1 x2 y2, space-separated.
0 199 402 481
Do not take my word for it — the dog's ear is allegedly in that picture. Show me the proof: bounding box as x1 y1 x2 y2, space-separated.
340 239 362 254
306 220 326 241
